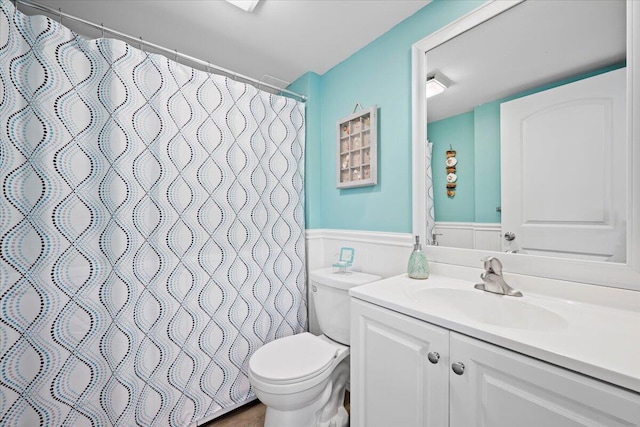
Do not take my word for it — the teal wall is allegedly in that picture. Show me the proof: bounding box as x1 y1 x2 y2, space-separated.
289 0 485 232
427 63 625 223
287 72 323 228
428 111 475 222
428 104 501 223
474 103 501 223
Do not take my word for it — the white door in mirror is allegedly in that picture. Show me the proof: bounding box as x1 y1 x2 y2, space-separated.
501 68 626 262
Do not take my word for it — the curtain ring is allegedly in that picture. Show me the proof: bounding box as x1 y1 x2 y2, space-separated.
101 23 104 38
58 7 62 24
174 49 178 62
206 61 211 74
139 36 143 52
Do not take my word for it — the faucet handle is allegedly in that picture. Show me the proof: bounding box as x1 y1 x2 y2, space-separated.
481 256 503 275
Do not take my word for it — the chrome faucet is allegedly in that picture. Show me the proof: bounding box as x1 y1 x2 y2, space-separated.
474 256 523 297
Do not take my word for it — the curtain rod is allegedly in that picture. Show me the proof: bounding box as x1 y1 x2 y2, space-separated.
13 0 308 102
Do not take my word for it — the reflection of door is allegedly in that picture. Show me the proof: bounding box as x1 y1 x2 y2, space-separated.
501 68 626 262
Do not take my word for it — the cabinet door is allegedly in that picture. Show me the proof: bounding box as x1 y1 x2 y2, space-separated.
350 299 449 427
450 332 640 427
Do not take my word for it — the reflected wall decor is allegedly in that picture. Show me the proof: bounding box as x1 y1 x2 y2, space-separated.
0 1 306 425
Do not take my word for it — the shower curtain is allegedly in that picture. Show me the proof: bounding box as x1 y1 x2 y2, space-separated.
0 1 306 426
426 141 435 244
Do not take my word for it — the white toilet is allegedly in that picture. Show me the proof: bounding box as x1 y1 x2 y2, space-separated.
248 267 381 427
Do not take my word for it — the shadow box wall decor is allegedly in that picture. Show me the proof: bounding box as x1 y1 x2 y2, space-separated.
337 105 378 189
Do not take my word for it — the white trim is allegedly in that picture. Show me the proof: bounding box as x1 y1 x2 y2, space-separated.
433 222 501 251
412 45 427 246
305 229 324 240
435 221 500 231
423 246 640 289
412 1 522 53
629 0 640 273
306 228 413 248
411 0 640 291
473 223 500 232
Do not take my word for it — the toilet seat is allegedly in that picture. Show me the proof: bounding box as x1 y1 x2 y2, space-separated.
250 333 338 385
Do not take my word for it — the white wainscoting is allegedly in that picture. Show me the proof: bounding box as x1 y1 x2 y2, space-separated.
305 229 414 333
433 222 501 251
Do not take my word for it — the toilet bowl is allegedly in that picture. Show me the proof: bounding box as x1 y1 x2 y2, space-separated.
249 333 350 427
248 268 381 427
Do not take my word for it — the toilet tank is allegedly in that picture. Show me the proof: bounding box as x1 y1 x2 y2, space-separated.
310 267 381 345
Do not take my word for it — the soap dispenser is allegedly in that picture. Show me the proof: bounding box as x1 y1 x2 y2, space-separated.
408 235 429 279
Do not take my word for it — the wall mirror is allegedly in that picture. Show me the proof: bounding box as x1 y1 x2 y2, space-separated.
411 0 640 290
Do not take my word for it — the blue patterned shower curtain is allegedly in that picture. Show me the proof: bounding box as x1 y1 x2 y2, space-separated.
0 1 306 425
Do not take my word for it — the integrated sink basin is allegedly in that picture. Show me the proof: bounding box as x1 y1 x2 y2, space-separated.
406 287 567 331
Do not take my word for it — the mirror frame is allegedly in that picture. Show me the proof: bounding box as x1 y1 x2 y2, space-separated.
411 0 640 291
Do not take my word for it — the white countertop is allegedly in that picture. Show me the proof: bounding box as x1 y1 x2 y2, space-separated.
349 273 640 394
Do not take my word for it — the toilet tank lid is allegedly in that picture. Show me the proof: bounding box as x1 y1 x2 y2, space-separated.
309 267 381 290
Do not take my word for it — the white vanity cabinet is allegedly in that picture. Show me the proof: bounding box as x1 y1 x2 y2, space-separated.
351 298 640 427
350 297 450 427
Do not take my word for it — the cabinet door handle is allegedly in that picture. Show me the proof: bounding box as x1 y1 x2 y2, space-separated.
451 362 465 375
427 352 440 364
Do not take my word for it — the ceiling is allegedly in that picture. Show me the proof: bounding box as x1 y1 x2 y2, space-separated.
426 0 626 122
19 0 431 88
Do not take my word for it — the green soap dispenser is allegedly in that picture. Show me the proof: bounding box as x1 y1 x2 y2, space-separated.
408 235 429 279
